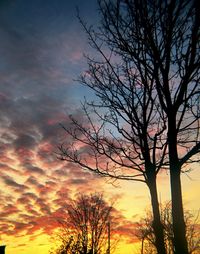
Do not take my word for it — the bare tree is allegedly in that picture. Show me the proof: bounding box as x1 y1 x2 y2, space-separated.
51 193 114 254
49 234 82 254
59 1 200 254
136 202 200 254
49 231 95 254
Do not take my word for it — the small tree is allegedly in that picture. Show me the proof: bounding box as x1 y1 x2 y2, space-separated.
136 203 200 254
49 232 90 254
51 193 114 254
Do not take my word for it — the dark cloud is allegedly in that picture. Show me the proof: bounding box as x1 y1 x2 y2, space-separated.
13 134 36 150
17 196 30 205
0 162 18 175
23 164 45 175
54 168 69 177
24 205 41 217
69 178 88 185
22 192 38 201
2 175 28 191
14 221 28 232
0 204 20 217
35 197 51 214
25 176 44 189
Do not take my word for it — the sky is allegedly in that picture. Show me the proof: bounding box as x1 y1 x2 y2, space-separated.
0 1 199 254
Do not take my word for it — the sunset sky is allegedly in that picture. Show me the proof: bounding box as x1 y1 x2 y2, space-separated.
0 1 199 254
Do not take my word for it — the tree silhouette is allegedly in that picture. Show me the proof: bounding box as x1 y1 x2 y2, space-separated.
59 1 200 253
136 202 200 254
50 193 113 254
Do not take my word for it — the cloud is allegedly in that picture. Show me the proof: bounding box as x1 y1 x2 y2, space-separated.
13 134 37 150
2 175 28 191
0 162 18 175
0 0 144 250
25 176 44 190
23 164 45 175
0 204 20 218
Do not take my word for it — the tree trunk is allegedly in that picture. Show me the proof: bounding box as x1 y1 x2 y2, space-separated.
168 114 189 254
141 238 144 254
170 166 189 254
148 173 166 254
